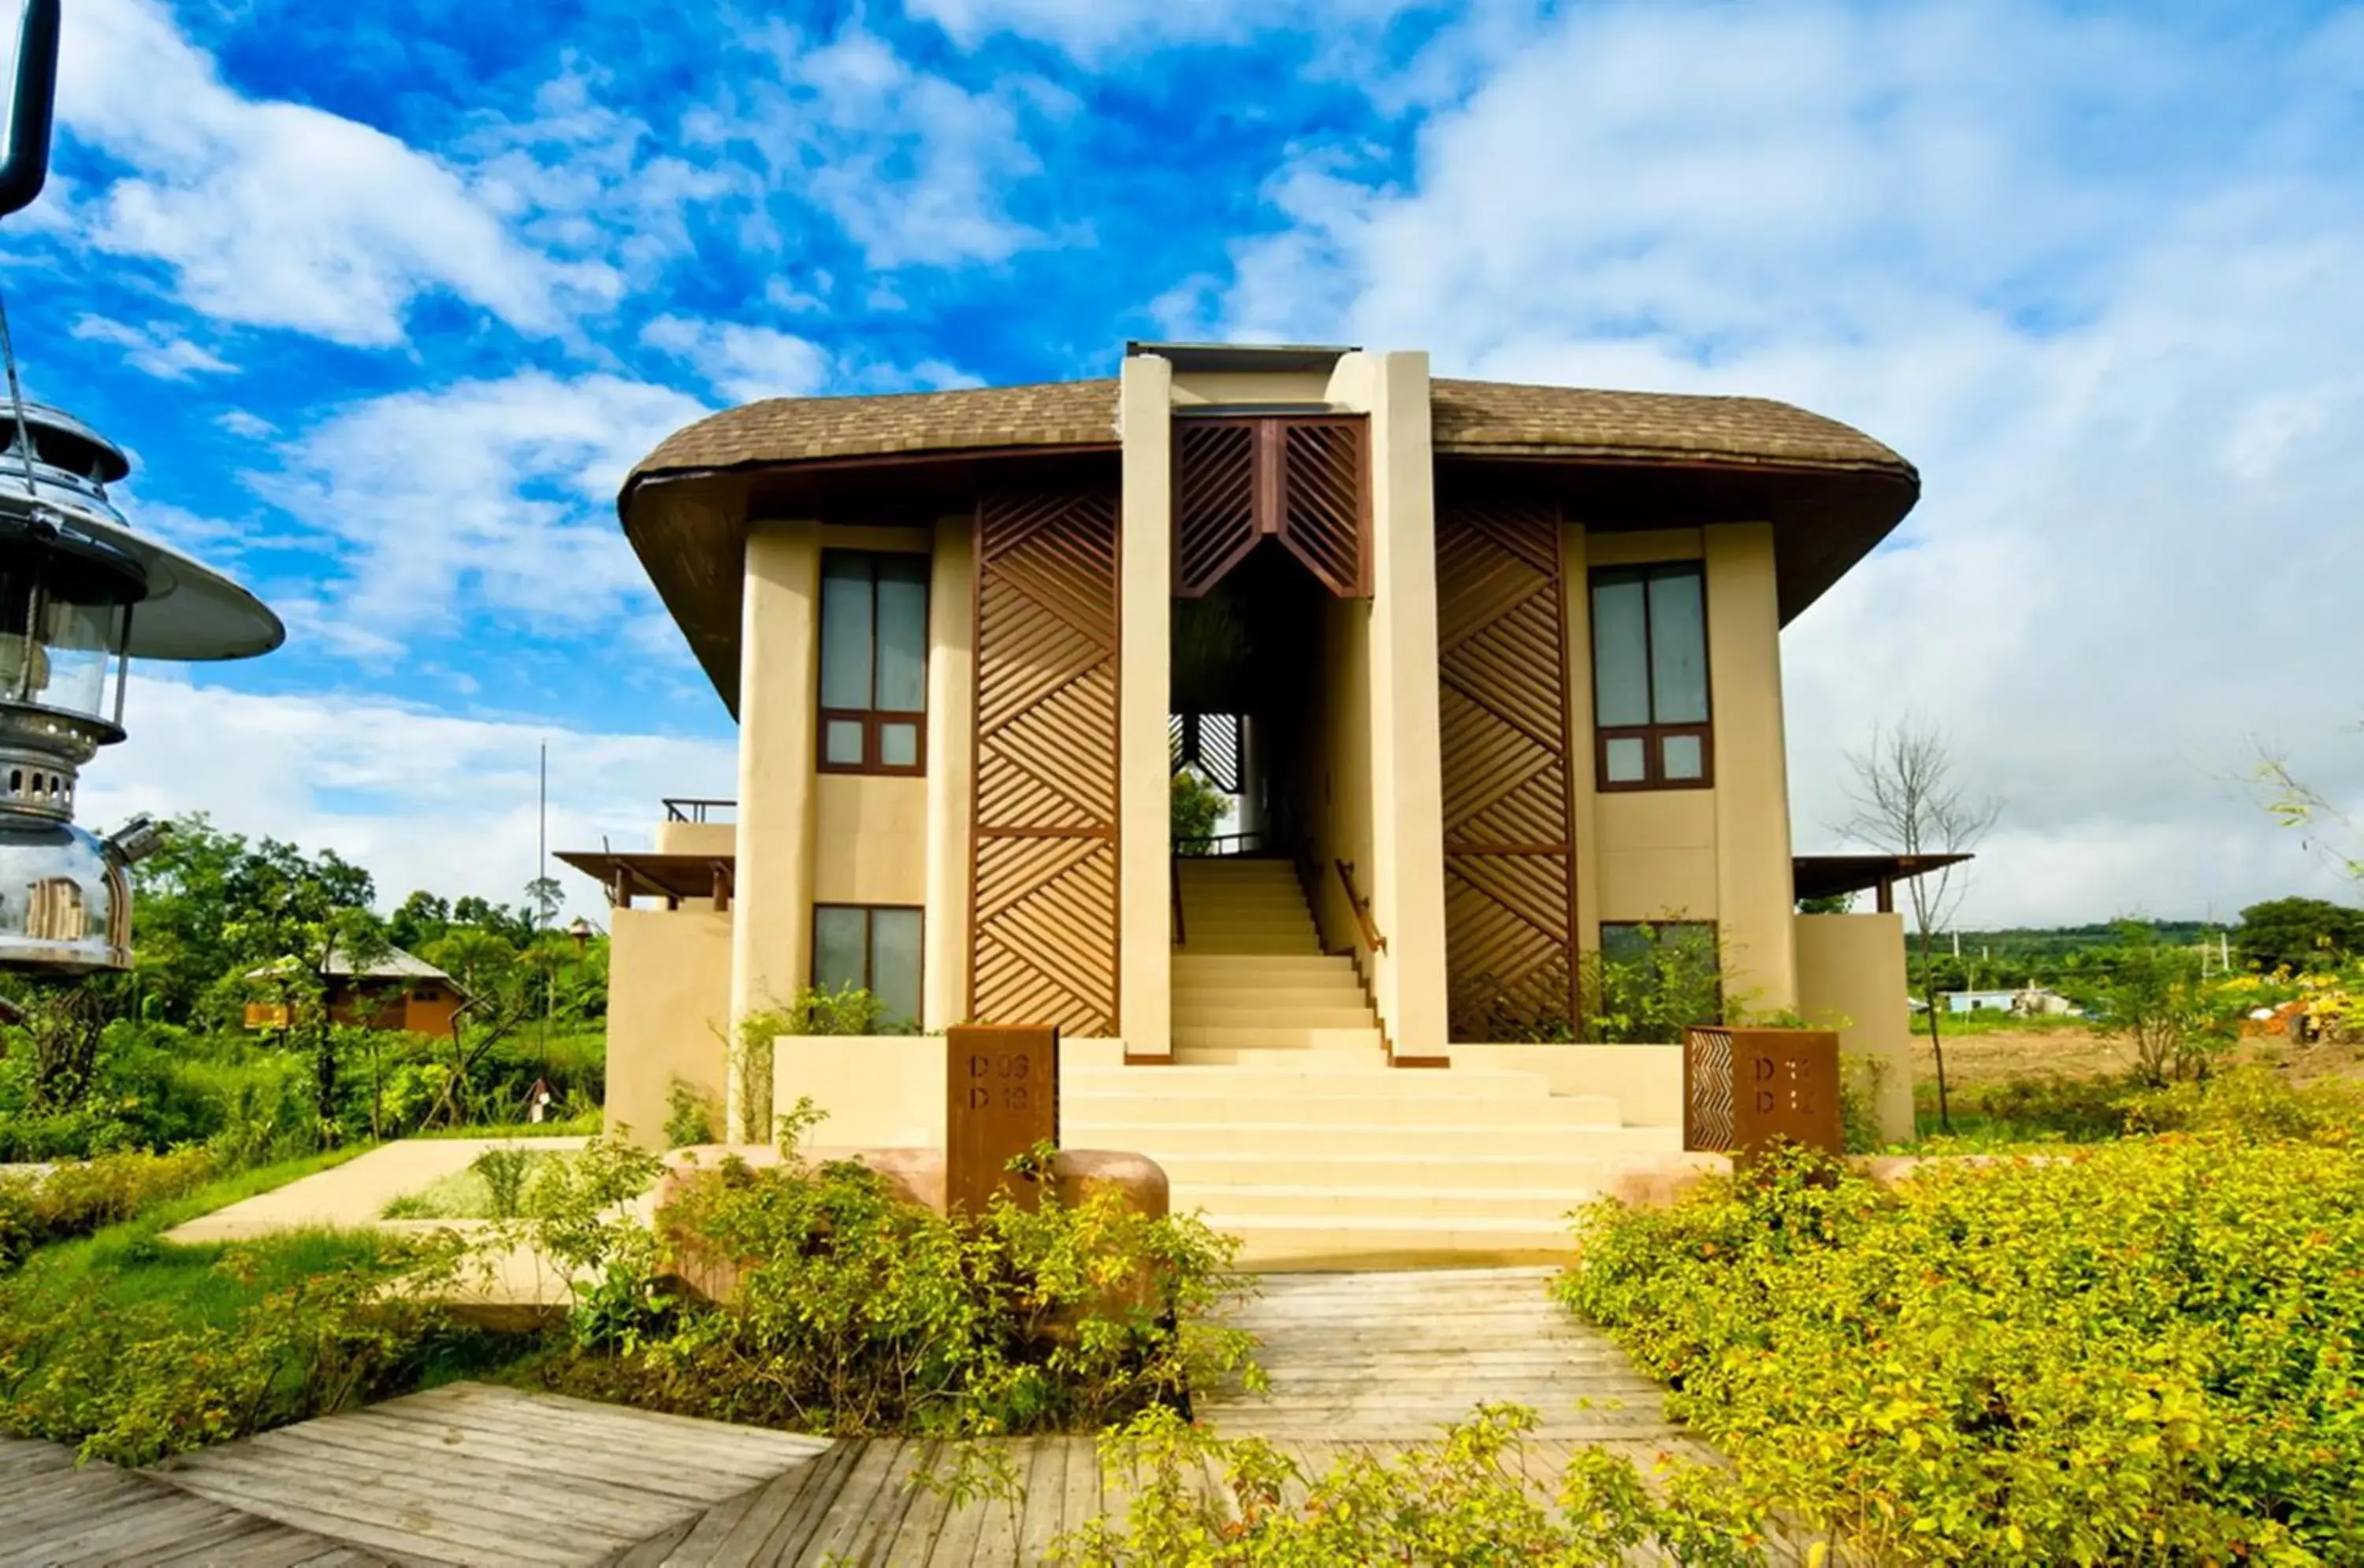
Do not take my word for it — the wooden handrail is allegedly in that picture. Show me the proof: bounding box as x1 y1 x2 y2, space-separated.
1170 856 1185 947
1333 858 1386 953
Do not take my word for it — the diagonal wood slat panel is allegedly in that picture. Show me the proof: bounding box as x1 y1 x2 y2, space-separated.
971 489 1122 1035
1437 504 1578 1040
1278 420 1370 597
1174 421 1259 597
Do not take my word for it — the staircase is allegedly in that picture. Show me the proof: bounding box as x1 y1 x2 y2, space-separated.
1064 856 1685 1268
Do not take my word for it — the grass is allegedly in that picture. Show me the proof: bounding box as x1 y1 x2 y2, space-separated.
381 1150 563 1219
415 1114 602 1139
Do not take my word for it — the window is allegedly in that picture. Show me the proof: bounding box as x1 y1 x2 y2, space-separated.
1590 563 1711 790
1598 920 1723 1040
820 551 928 775
812 905 923 1031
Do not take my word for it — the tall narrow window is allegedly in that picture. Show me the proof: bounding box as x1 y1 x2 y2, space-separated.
1591 562 1711 790
812 905 924 1031
820 551 928 775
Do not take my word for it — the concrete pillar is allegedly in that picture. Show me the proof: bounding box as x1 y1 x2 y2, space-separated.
1331 350 1451 1057
1706 522 1798 1013
1117 354 1173 1054
921 514 976 1031
728 518 821 1137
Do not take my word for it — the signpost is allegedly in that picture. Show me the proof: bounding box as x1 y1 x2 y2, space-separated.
946 1024 1060 1216
1683 1025 1843 1161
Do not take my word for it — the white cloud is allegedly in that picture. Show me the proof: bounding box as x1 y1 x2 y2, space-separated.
69 314 236 380
697 22 1051 269
216 409 275 440
639 316 830 404
82 673 736 919
252 371 711 656
1214 0 2364 924
906 0 1422 61
638 313 985 402
58 0 619 347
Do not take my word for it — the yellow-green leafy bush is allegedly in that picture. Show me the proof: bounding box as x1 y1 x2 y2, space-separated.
930 1404 1767 1566
0 1148 217 1269
1559 1139 2364 1562
522 1141 1258 1436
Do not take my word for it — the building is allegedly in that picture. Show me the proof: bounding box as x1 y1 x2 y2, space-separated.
566 344 1935 1262
243 945 464 1037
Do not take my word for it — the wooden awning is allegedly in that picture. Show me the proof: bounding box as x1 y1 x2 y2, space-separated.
555 850 734 912
1793 853 1971 912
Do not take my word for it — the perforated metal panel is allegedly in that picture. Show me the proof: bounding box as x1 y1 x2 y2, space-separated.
1437 504 1578 1040
968 489 1121 1035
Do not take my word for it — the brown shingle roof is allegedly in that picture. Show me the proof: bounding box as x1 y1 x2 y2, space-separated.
1429 378 1909 474
623 373 1912 489
631 379 1121 479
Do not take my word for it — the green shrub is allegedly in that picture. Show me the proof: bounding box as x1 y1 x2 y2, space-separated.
1559 1139 2364 1562
2121 1065 2364 1144
0 1149 218 1269
944 1403 1765 1566
1935 1069 2136 1144
517 1138 1258 1437
470 1147 535 1218
663 1076 717 1147
0 1235 470 1465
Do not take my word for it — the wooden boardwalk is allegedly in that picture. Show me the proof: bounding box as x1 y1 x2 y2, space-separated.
1 1272 1739 1565
1200 1265 1697 1443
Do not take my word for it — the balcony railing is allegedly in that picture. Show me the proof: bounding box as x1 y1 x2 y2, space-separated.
663 797 737 823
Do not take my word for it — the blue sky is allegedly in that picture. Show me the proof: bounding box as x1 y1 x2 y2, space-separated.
9 0 2364 923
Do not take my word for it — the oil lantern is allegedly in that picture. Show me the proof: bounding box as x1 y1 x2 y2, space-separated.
0 401 284 970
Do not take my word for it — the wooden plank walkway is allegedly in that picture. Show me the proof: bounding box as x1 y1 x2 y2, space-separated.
1199 1265 1697 1443
1 1435 381 1567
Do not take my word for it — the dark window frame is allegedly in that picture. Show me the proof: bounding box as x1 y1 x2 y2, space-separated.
810 903 925 1032
1589 561 1714 793
818 549 930 778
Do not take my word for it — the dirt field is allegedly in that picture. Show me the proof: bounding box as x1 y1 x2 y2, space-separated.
1914 1022 2364 1087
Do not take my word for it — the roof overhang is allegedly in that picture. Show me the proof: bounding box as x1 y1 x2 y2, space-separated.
1793 853 1972 904
1125 341 1359 376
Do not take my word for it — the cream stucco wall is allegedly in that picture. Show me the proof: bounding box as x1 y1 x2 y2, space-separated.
1118 355 1174 1056
1169 370 1334 407
1327 350 1451 1056
1706 523 1797 1012
1300 592 1377 973
1571 522 1798 1013
774 1036 946 1148
1795 912 1917 1141
729 520 821 1134
605 907 732 1149
1448 1044 1683 1128
922 514 976 1029
653 820 734 857
813 775 928 906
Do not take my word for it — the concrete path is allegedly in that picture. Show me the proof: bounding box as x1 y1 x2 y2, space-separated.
162 1138 590 1245
1199 1265 1695 1442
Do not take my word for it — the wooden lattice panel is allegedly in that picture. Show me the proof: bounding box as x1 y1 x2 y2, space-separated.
1279 420 1370 597
1684 1026 1737 1151
1172 416 1368 599
1174 421 1259 596
1169 711 1243 795
970 488 1121 1035
1437 504 1578 1039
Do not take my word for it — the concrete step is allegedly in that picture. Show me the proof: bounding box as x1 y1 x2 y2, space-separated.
1169 1006 1377 1030
1066 1093 1625 1128
1176 940 1327 956
1173 953 1355 975
1168 1045 1393 1068
1169 1025 1385 1052
1169 1183 1611 1221
1067 1120 1677 1159
1138 1145 1690 1187
1062 1065 1552 1098
1173 984 1369 1009
1206 1216 1585 1268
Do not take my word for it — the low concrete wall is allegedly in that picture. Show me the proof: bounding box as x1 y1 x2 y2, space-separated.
770 1035 1128 1147
1447 1043 1683 1128
1794 912 1916 1142
605 908 732 1149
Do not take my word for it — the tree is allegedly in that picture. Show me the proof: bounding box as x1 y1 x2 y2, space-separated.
1839 720 2001 1134
2233 896 2364 974
1171 770 1229 853
2099 922 2236 1084
387 890 452 953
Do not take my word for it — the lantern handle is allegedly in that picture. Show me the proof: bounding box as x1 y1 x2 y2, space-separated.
0 0 60 220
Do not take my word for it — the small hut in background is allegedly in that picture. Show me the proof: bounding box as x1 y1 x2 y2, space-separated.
243 946 463 1036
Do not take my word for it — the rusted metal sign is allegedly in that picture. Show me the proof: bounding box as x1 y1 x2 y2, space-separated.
946 1024 1060 1215
1684 1026 1842 1160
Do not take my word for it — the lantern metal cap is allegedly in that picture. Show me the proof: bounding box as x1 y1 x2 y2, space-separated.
0 402 284 662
